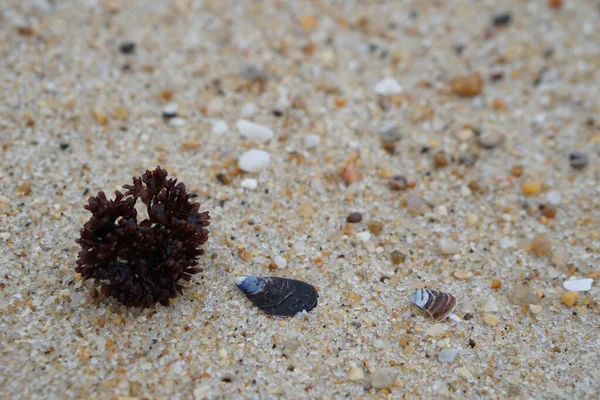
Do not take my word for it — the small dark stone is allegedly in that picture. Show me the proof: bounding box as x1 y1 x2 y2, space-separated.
273 110 283 117
389 175 408 191
346 212 363 223
492 12 512 27
60 143 69 150
464 313 474 320
569 151 588 169
458 152 477 166
468 339 476 348
119 41 136 54
490 72 504 81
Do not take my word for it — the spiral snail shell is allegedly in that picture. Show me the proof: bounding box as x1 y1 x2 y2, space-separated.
410 289 460 321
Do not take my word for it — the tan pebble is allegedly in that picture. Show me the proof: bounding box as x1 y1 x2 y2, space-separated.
511 165 524 177
454 269 473 280
403 346 415 355
390 250 406 265
561 291 579 306
93 109 109 125
348 366 365 381
433 151 449 168
530 234 552 256
484 314 499 326
522 181 542 196
16 181 32 196
298 202 314 218
367 221 384 235
342 166 362 184
491 279 502 289
451 73 484 97
529 304 543 314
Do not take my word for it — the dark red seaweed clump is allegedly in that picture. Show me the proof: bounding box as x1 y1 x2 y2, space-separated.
76 166 210 307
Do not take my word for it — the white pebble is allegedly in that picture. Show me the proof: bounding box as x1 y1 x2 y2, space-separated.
482 296 499 312
237 119 274 142
552 246 569 267
348 366 365 381
356 231 371 242
241 102 258 117
563 278 593 292
370 369 396 389
169 117 186 127
374 77 402 96
0 232 11 240
238 149 271 173
206 97 224 116
274 255 287 269
477 132 505 149
439 238 460 255
546 191 562 205
304 134 321 149
438 349 459 363
499 236 512 249
426 323 448 337
240 178 258 190
211 120 228 135
162 103 178 117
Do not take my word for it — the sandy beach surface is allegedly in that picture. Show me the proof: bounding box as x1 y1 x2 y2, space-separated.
1 0 599 398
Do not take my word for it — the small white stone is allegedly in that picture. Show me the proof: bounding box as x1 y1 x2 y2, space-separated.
563 278 593 292
169 117 186 126
438 349 459 363
356 231 371 242
206 97 224 115
0 232 10 240
193 384 213 399
552 246 569 267
211 120 228 135
162 103 178 117
304 134 321 149
237 119 274 142
348 366 365 381
240 178 258 190
466 213 479 226
274 255 287 269
529 304 543 314
425 323 448 337
482 296 499 312
439 238 460 255
546 191 562 205
370 368 396 389
241 102 258 117
218 348 228 360
477 132 505 149
456 128 473 141
437 205 448 216
499 236 512 249
238 149 271 173
374 77 402 96
455 366 472 379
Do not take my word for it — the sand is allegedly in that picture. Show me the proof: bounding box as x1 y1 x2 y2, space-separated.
1 0 599 398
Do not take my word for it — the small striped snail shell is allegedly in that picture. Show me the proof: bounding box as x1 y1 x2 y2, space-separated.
410 289 459 321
